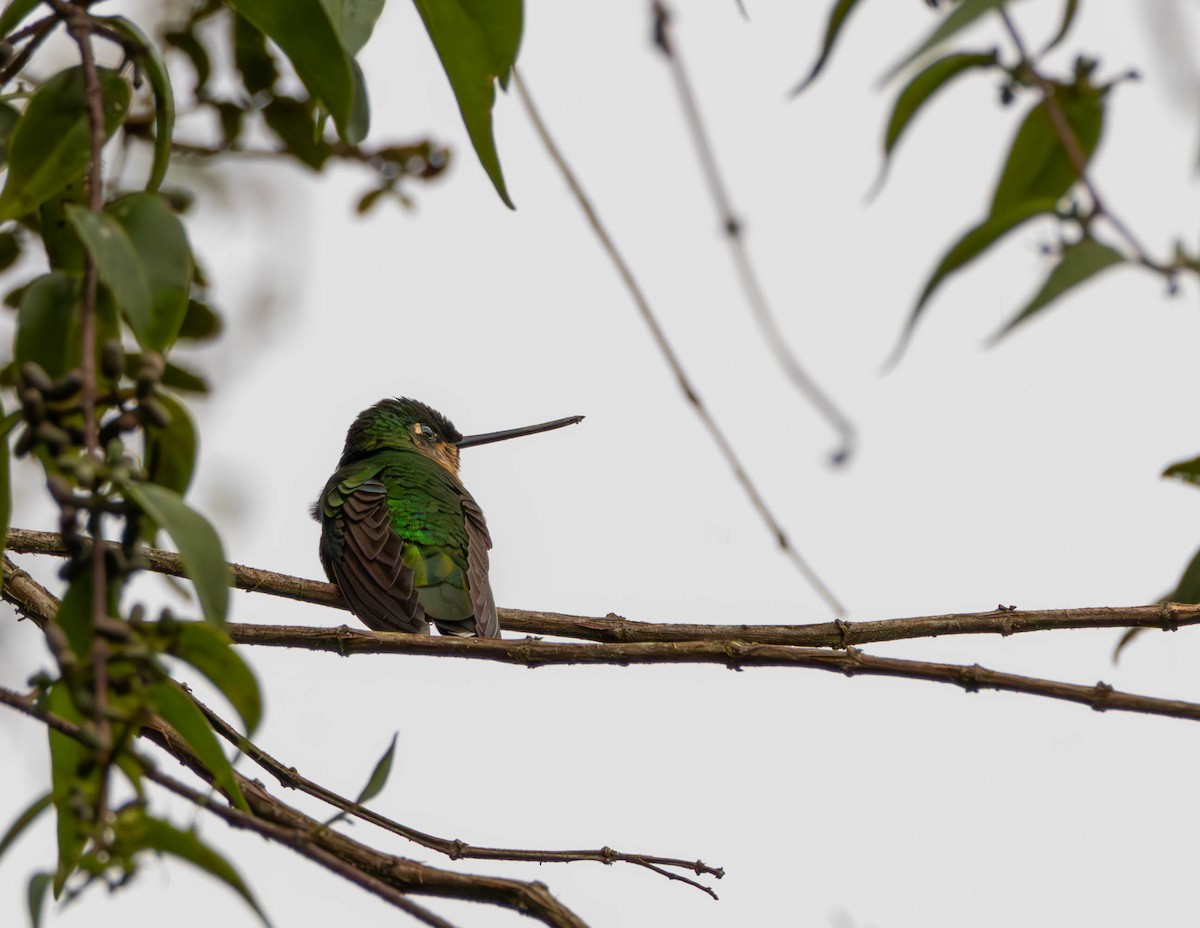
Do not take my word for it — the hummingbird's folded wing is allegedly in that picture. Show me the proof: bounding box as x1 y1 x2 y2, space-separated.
461 494 499 638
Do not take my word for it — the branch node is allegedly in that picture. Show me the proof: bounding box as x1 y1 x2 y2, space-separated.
600 846 616 865
1091 681 1113 711
1157 602 1180 633
833 619 852 649
958 664 982 693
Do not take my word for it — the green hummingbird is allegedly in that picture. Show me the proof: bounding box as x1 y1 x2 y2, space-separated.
313 398 582 638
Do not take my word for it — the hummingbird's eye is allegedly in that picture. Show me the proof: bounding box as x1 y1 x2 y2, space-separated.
416 423 435 440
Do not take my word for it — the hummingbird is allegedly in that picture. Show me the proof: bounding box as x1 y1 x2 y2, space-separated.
313 398 582 638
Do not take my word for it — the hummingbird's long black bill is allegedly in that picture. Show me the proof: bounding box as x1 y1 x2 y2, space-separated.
456 415 584 449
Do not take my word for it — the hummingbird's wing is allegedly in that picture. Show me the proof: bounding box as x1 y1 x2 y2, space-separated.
318 475 430 635
461 494 499 638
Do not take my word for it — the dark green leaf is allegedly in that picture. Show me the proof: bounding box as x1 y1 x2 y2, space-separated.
0 101 20 168
262 96 330 170
38 179 88 274
45 682 86 897
162 359 210 394
64 205 153 341
881 50 998 169
98 16 176 193
27 872 52 928
989 84 1105 216
177 299 223 341
1163 455 1200 488
144 391 198 498
106 193 194 351
992 239 1124 340
0 67 131 221
320 0 386 55
0 229 21 270
14 272 81 378
225 0 356 140
170 621 263 735
146 680 247 810
233 13 279 95
412 0 521 208
163 29 212 96
0 0 40 36
125 481 229 625
0 399 7 592
884 0 1007 84
116 814 270 926
891 198 1056 364
792 0 866 94
0 792 51 862
1167 544 1200 603
327 732 397 825
55 571 95 660
1040 0 1079 55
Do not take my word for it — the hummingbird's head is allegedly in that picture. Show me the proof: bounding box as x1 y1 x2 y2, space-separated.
340 397 464 475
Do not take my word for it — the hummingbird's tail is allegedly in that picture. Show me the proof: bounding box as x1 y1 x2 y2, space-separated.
432 618 487 638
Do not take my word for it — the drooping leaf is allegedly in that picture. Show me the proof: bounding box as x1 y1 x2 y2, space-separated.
412 0 522 208
162 359 210 394
232 12 279 95
262 96 331 170
890 197 1056 363
98 16 175 192
0 67 130 221
14 272 81 379
224 0 356 140
124 481 229 626
144 392 198 498
1040 0 1079 55
0 101 20 168
791 0 866 94
320 0 386 55
884 0 1008 84
45 682 86 897
0 792 51 862
989 83 1105 217
992 238 1124 340
146 680 247 810
1163 455 1200 489
0 0 41 36
27 872 52 928
327 732 397 825
880 50 998 173
64 205 153 341
115 814 271 926
177 299 223 342
106 193 194 351
1166 544 1200 603
170 621 263 735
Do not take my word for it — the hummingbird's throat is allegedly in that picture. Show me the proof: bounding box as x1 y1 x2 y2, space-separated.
422 441 461 478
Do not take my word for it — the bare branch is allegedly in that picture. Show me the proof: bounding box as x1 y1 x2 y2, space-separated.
510 69 845 614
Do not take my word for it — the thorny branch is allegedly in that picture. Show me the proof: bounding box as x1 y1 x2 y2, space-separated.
510 69 846 615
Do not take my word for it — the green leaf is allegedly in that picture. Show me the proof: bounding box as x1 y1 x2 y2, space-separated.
890 197 1056 365
881 50 998 171
116 814 270 926
320 0 386 55
0 399 7 593
992 238 1124 340
45 682 86 897
0 0 41 36
106 193 195 351
170 621 263 735
1040 0 1079 55
27 872 52 928
327 732 397 825
0 792 51 862
1163 455 1200 488
64 205 153 342
162 359 210 394
412 0 521 208
0 101 20 168
177 299 223 341
163 28 212 97
55 571 96 660
1167 544 1200 603
989 84 1105 216
144 392 198 498
884 0 1008 84
262 96 331 170
0 229 21 269
233 12 279 95
147 680 247 810
0 67 131 221
792 0 867 95
14 272 81 379
98 16 176 193
124 481 229 626
225 0 357 141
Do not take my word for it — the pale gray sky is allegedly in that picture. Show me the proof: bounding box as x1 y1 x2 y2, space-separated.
4 1 1200 926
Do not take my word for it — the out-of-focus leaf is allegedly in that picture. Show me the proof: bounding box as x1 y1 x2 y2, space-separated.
0 399 7 592
326 732 397 825
881 50 998 170
163 359 210 394
125 481 229 625
99 16 175 193
989 84 1105 216
992 239 1123 340
27 872 52 928
163 28 212 96
1166 546 1200 602
321 0 386 55
1163 455 1200 488
170 621 262 735
14 272 81 378
792 0 867 94
225 0 356 140
177 299 223 341
55 571 95 660
45 682 86 897
884 0 1008 83
0 0 40 36
232 13 279 95
0 230 21 270
1041 0 1079 55
0 792 51 862
106 193 194 351
116 814 270 926
262 96 330 170
1119 541 1200 662
0 102 20 168
146 680 247 810
412 0 521 208
0 67 130 221
891 197 1056 362
39 179 88 274
64 205 153 341
144 392 197 498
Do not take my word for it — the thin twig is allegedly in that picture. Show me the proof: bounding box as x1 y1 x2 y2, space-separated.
650 1 857 465
511 69 845 614
0 15 56 88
